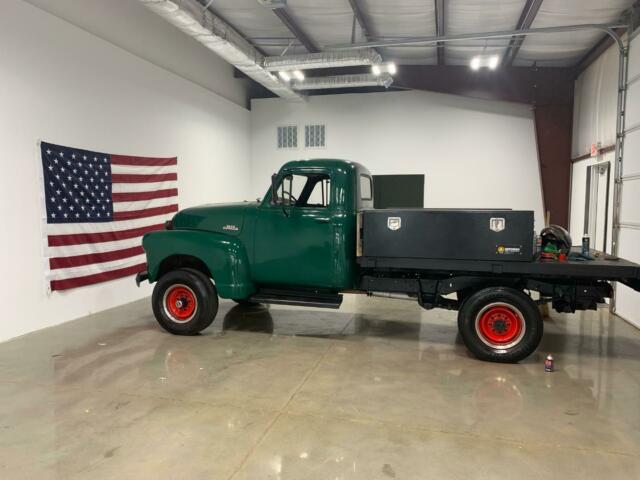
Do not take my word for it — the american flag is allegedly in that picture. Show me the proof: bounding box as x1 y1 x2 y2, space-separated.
40 141 178 291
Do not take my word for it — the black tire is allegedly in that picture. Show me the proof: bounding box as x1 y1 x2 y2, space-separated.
232 298 260 306
457 287 542 363
152 268 218 335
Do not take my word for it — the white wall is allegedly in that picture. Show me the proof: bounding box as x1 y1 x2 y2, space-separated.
250 90 545 231
570 34 640 328
22 0 248 108
0 0 252 342
569 42 619 251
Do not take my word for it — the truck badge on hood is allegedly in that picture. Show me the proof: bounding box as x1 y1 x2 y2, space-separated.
223 224 239 231
387 217 401 231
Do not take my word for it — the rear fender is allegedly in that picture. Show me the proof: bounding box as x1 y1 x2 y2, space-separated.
142 230 255 299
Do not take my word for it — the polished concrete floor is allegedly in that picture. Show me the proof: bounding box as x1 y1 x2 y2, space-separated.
0 296 639 479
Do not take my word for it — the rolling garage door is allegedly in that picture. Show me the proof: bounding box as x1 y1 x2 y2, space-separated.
616 33 640 328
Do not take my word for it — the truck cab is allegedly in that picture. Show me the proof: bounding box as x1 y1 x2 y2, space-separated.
252 159 372 291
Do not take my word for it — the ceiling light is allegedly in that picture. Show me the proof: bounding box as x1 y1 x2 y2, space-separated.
372 63 396 76
470 55 501 71
278 71 291 82
292 70 305 81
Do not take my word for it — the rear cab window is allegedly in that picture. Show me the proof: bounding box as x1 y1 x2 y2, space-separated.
360 174 372 201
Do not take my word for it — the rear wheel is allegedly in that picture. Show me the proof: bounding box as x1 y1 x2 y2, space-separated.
152 268 218 335
457 287 542 363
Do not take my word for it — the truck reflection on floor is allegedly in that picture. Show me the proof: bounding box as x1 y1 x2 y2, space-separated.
222 304 274 333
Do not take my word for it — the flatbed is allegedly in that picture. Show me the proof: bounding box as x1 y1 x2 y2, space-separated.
358 249 640 287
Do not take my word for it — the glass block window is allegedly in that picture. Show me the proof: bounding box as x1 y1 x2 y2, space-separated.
277 126 298 149
305 124 326 148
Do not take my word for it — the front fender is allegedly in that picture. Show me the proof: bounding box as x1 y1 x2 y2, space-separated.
142 230 255 299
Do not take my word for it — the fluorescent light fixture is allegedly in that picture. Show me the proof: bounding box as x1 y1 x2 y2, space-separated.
278 70 291 82
470 55 500 71
372 63 396 76
292 70 305 81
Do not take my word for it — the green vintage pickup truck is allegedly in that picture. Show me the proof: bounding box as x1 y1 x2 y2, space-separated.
137 159 640 363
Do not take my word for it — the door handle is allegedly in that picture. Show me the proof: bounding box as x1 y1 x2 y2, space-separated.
314 217 330 223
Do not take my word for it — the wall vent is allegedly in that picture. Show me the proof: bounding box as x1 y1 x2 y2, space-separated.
277 126 298 149
305 124 326 148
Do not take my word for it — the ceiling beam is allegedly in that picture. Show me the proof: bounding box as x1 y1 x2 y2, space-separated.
435 0 446 65
272 7 320 53
502 0 544 66
394 65 574 106
347 0 372 39
347 0 384 59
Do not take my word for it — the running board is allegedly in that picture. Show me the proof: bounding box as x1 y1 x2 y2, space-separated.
249 289 343 309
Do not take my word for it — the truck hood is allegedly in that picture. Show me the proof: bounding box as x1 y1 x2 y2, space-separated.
172 202 258 235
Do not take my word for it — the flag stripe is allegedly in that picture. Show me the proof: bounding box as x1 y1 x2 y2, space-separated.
112 188 178 202
112 173 177 183
48 254 147 281
113 204 178 221
46 213 172 235
111 181 176 193
49 246 144 270
50 262 147 291
111 155 177 166
111 164 175 175
113 197 175 212
48 223 163 247
47 236 147 257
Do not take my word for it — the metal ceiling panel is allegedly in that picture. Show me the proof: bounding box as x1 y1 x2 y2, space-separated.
208 0 295 56
446 0 527 65
284 0 356 47
359 0 437 64
382 46 438 65
515 0 634 66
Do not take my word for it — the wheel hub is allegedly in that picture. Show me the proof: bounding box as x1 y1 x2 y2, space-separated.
475 303 526 349
163 285 197 323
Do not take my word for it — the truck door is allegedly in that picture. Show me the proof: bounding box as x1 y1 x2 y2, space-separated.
253 170 336 288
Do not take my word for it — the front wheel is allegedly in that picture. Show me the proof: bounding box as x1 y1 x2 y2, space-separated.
152 268 218 335
457 287 542 363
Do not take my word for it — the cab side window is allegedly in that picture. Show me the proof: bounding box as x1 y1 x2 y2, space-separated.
274 173 331 208
306 176 330 207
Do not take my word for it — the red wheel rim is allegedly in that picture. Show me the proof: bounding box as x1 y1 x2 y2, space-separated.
475 303 525 348
164 284 197 323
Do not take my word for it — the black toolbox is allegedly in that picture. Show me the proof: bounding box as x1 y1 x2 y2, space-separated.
360 209 535 262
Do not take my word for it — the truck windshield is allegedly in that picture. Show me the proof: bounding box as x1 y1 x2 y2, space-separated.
274 173 331 208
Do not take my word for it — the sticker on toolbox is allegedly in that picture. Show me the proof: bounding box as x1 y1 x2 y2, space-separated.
496 245 522 255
